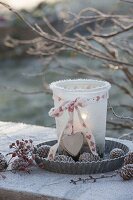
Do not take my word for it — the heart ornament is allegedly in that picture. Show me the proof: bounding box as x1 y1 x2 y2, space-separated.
60 132 84 157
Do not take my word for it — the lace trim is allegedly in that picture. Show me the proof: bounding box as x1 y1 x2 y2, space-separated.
50 79 111 93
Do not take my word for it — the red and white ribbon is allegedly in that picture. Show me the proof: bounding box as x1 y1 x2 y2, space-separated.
48 97 98 160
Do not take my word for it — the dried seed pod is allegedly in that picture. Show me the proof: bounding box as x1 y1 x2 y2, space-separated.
36 145 50 158
54 155 75 162
11 158 29 171
120 164 133 180
110 148 125 159
124 152 133 165
79 152 100 162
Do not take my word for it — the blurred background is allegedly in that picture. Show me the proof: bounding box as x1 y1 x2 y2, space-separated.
0 0 133 138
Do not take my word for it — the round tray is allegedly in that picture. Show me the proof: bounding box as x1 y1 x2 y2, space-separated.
35 139 129 174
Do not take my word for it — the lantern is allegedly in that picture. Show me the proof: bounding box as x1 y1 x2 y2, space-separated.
48 79 111 159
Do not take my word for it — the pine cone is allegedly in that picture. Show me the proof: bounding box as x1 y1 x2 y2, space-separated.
54 155 75 163
11 158 29 171
36 145 50 158
110 148 125 159
0 153 8 171
79 152 100 162
120 164 133 180
124 152 133 165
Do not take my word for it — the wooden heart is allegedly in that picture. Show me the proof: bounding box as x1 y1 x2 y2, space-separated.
60 132 84 157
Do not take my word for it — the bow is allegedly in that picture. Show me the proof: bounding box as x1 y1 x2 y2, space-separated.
48 97 98 160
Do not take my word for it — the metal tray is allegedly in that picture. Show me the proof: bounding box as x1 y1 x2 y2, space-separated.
35 139 129 174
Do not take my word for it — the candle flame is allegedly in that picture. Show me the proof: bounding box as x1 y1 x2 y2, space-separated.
82 113 87 120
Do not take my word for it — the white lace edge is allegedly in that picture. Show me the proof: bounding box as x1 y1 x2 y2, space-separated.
50 79 111 93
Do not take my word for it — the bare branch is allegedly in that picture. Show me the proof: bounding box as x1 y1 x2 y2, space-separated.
0 2 133 67
43 17 61 38
93 24 133 38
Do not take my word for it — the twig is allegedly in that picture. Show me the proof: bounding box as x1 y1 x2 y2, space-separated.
93 24 133 38
43 16 61 38
70 171 119 184
108 101 133 121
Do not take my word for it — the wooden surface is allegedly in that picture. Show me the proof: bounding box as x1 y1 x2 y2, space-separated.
0 121 133 200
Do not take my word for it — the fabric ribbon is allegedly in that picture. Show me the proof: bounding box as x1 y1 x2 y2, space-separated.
48 97 98 160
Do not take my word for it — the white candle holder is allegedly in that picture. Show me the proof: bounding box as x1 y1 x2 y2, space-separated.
49 79 111 157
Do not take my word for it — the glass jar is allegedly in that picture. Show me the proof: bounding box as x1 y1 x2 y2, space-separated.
50 79 111 156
